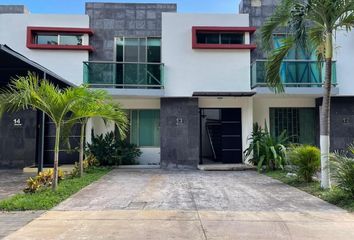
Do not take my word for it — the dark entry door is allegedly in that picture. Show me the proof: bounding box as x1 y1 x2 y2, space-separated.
221 108 242 163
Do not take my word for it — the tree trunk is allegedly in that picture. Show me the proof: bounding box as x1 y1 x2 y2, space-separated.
79 121 86 177
52 125 60 191
320 33 333 189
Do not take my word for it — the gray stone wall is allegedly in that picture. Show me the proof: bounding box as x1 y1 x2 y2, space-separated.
0 110 37 169
160 98 200 169
85 3 176 61
239 0 281 61
316 97 354 152
0 5 28 14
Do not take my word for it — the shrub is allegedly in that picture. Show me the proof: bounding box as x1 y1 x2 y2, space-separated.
244 122 288 171
87 131 141 166
24 168 64 193
332 153 354 197
288 145 320 182
71 154 100 177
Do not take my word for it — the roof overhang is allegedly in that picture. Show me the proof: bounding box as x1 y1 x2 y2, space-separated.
193 91 256 97
0 44 74 88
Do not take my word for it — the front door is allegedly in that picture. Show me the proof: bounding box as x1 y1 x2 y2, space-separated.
221 108 242 163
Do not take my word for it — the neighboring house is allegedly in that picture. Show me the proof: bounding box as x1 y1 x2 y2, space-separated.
0 5 92 168
240 0 354 152
0 1 353 170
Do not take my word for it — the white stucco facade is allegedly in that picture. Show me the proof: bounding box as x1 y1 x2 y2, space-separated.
0 13 90 86
336 30 354 95
162 13 252 97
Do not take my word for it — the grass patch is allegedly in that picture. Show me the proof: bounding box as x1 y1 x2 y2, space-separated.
265 170 354 212
0 167 111 211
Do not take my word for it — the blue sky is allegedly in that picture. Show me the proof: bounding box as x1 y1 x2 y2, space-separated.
0 0 241 14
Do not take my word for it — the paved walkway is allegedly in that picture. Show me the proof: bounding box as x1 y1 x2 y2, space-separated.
0 170 41 240
4 169 354 239
0 170 34 200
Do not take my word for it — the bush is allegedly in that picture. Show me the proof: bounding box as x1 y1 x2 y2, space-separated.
244 122 288 171
332 153 354 197
71 154 100 177
87 131 142 166
288 145 320 182
24 169 64 193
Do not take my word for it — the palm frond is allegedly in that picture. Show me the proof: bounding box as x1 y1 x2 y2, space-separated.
265 36 295 93
261 0 295 51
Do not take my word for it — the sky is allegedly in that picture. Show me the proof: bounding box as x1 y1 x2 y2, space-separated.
0 0 242 14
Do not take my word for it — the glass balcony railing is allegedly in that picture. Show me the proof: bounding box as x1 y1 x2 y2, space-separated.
251 60 337 88
83 61 164 89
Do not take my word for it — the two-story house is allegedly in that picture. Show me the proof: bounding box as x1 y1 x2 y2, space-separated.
83 3 257 168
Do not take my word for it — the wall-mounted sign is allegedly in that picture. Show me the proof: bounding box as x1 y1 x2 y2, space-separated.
13 118 22 127
176 117 183 126
343 118 350 124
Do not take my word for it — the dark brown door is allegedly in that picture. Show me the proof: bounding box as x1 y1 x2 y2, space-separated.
221 108 242 163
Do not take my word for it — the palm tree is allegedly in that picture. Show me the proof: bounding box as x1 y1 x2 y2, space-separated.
261 0 354 189
66 89 127 177
0 73 127 190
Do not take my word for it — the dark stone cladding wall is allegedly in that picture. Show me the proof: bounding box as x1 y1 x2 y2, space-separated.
316 97 354 152
239 0 282 61
0 110 37 169
0 5 28 14
85 2 177 61
160 98 200 169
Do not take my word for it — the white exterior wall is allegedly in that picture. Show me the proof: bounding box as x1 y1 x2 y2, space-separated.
198 97 253 162
336 30 354 95
253 96 316 127
0 13 89 86
162 13 252 97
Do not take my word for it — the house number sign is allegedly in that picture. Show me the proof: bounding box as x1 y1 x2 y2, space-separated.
13 118 22 127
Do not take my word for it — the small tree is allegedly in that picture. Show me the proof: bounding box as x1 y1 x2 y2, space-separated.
0 73 127 189
66 89 128 177
261 0 354 188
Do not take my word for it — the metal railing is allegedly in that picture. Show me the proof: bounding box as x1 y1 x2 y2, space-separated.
251 60 337 88
83 61 164 89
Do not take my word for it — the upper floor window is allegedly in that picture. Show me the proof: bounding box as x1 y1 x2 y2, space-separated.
35 33 83 46
192 26 256 50
273 34 315 60
27 27 94 51
197 32 244 45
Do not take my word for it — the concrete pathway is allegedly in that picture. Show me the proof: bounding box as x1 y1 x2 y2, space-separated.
0 170 41 239
0 170 34 200
4 169 354 239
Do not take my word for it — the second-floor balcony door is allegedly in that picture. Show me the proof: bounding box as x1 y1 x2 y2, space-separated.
115 37 161 88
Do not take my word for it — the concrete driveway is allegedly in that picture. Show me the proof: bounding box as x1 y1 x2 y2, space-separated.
5 169 354 240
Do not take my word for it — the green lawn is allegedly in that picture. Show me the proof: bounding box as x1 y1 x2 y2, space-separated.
265 170 354 212
0 167 111 211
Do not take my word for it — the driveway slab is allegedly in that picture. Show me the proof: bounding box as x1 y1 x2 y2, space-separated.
55 169 342 212
4 169 354 240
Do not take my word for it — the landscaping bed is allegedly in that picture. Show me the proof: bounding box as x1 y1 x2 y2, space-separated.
0 167 111 211
265 170 354 212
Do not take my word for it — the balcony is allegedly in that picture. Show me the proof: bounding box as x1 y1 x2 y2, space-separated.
251 60 337 89
83 61 164 96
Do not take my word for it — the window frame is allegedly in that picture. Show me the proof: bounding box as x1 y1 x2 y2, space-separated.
27 26 94 51
192 26 256 50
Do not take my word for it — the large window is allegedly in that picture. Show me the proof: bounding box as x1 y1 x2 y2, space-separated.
130 110 160 147
115 37 162 87
270 108 315 145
